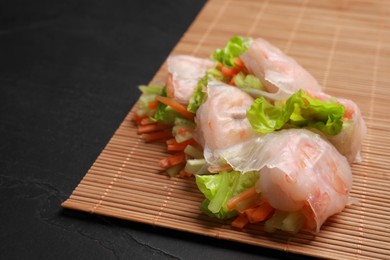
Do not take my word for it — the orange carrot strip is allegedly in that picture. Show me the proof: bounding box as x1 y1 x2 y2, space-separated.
235 194 264 213
166 137 198 146
148 100 159 109
208 164 233 173
167 143 190 151
155 96 194 120
139 117 155 126
167 144 186 151
342 104 353 120
137 123 170 134
177 127 190 135
221 66 240 77
245 202 274 223
166 138 178 145
229 77 236 86
167 138 198 151
159 158 170 168
131 113 148 124
179 169 192 178
167 152 186 166
227 186 257 211
159 152 186 168
233 57 245 69
143 130 173 142
231 214 249 229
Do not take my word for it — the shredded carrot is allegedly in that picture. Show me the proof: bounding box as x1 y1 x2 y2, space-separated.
233 57 245 69
159 156 172 168
139 117 156 126
137 123 171 134
166 137 198 146
179 169 192 178
221 66 240 77
167 138 198 151
208 164 233 173
131 113 148 124
235 194 264 213
166 138 177 145
167 152 186 166
244 202 274 223
143 130 173 142
229 76 236 86
342 104 353 120
148 100 159 110
167 144 187 151
155 96 195 120
159 152 186 168
231 214 249 229
227 186 257 211
177 127 191 135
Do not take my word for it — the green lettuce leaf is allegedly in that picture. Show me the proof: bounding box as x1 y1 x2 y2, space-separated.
153 87 168 121
212 36 252 67
246 90 346 136
187 68 224 113
195 171 258 219
187 74 208 113
153 87 182 124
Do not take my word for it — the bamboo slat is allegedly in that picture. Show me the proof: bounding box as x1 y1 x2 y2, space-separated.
62 0 390 259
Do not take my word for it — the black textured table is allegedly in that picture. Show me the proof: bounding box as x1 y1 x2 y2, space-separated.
1 1 313 259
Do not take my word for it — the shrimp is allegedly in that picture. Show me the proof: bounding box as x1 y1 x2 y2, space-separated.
207 129 352 233
166 55 215 105
238 38 366 162
240 38 322 100
257 129 352 233
195 81 257 159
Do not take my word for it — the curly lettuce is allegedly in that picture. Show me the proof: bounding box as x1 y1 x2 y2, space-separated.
246 90 346 136
187 68 224 113
187 36 252 113
187 75 208 114
212 36 252 67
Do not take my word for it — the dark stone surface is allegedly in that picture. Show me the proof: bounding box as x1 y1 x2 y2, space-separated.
0 1 316 259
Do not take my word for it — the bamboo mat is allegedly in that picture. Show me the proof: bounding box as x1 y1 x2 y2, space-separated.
62 0 390 259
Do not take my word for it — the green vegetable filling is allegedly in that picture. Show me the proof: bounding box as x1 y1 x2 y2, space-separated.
246 90 345 136
153 87 183 124
195 171 258 219
212 36 252 67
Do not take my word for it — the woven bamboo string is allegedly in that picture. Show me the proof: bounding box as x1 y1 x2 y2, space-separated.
62 0 390 259
246 0 269 36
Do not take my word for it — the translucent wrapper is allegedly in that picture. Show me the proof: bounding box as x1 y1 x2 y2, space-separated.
194 81 256 151
326 98 367 163
308 91 367 163
167 55 215 105
238 38 366 162
240 38 322 100
196 81 366 164
206 129 352 233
